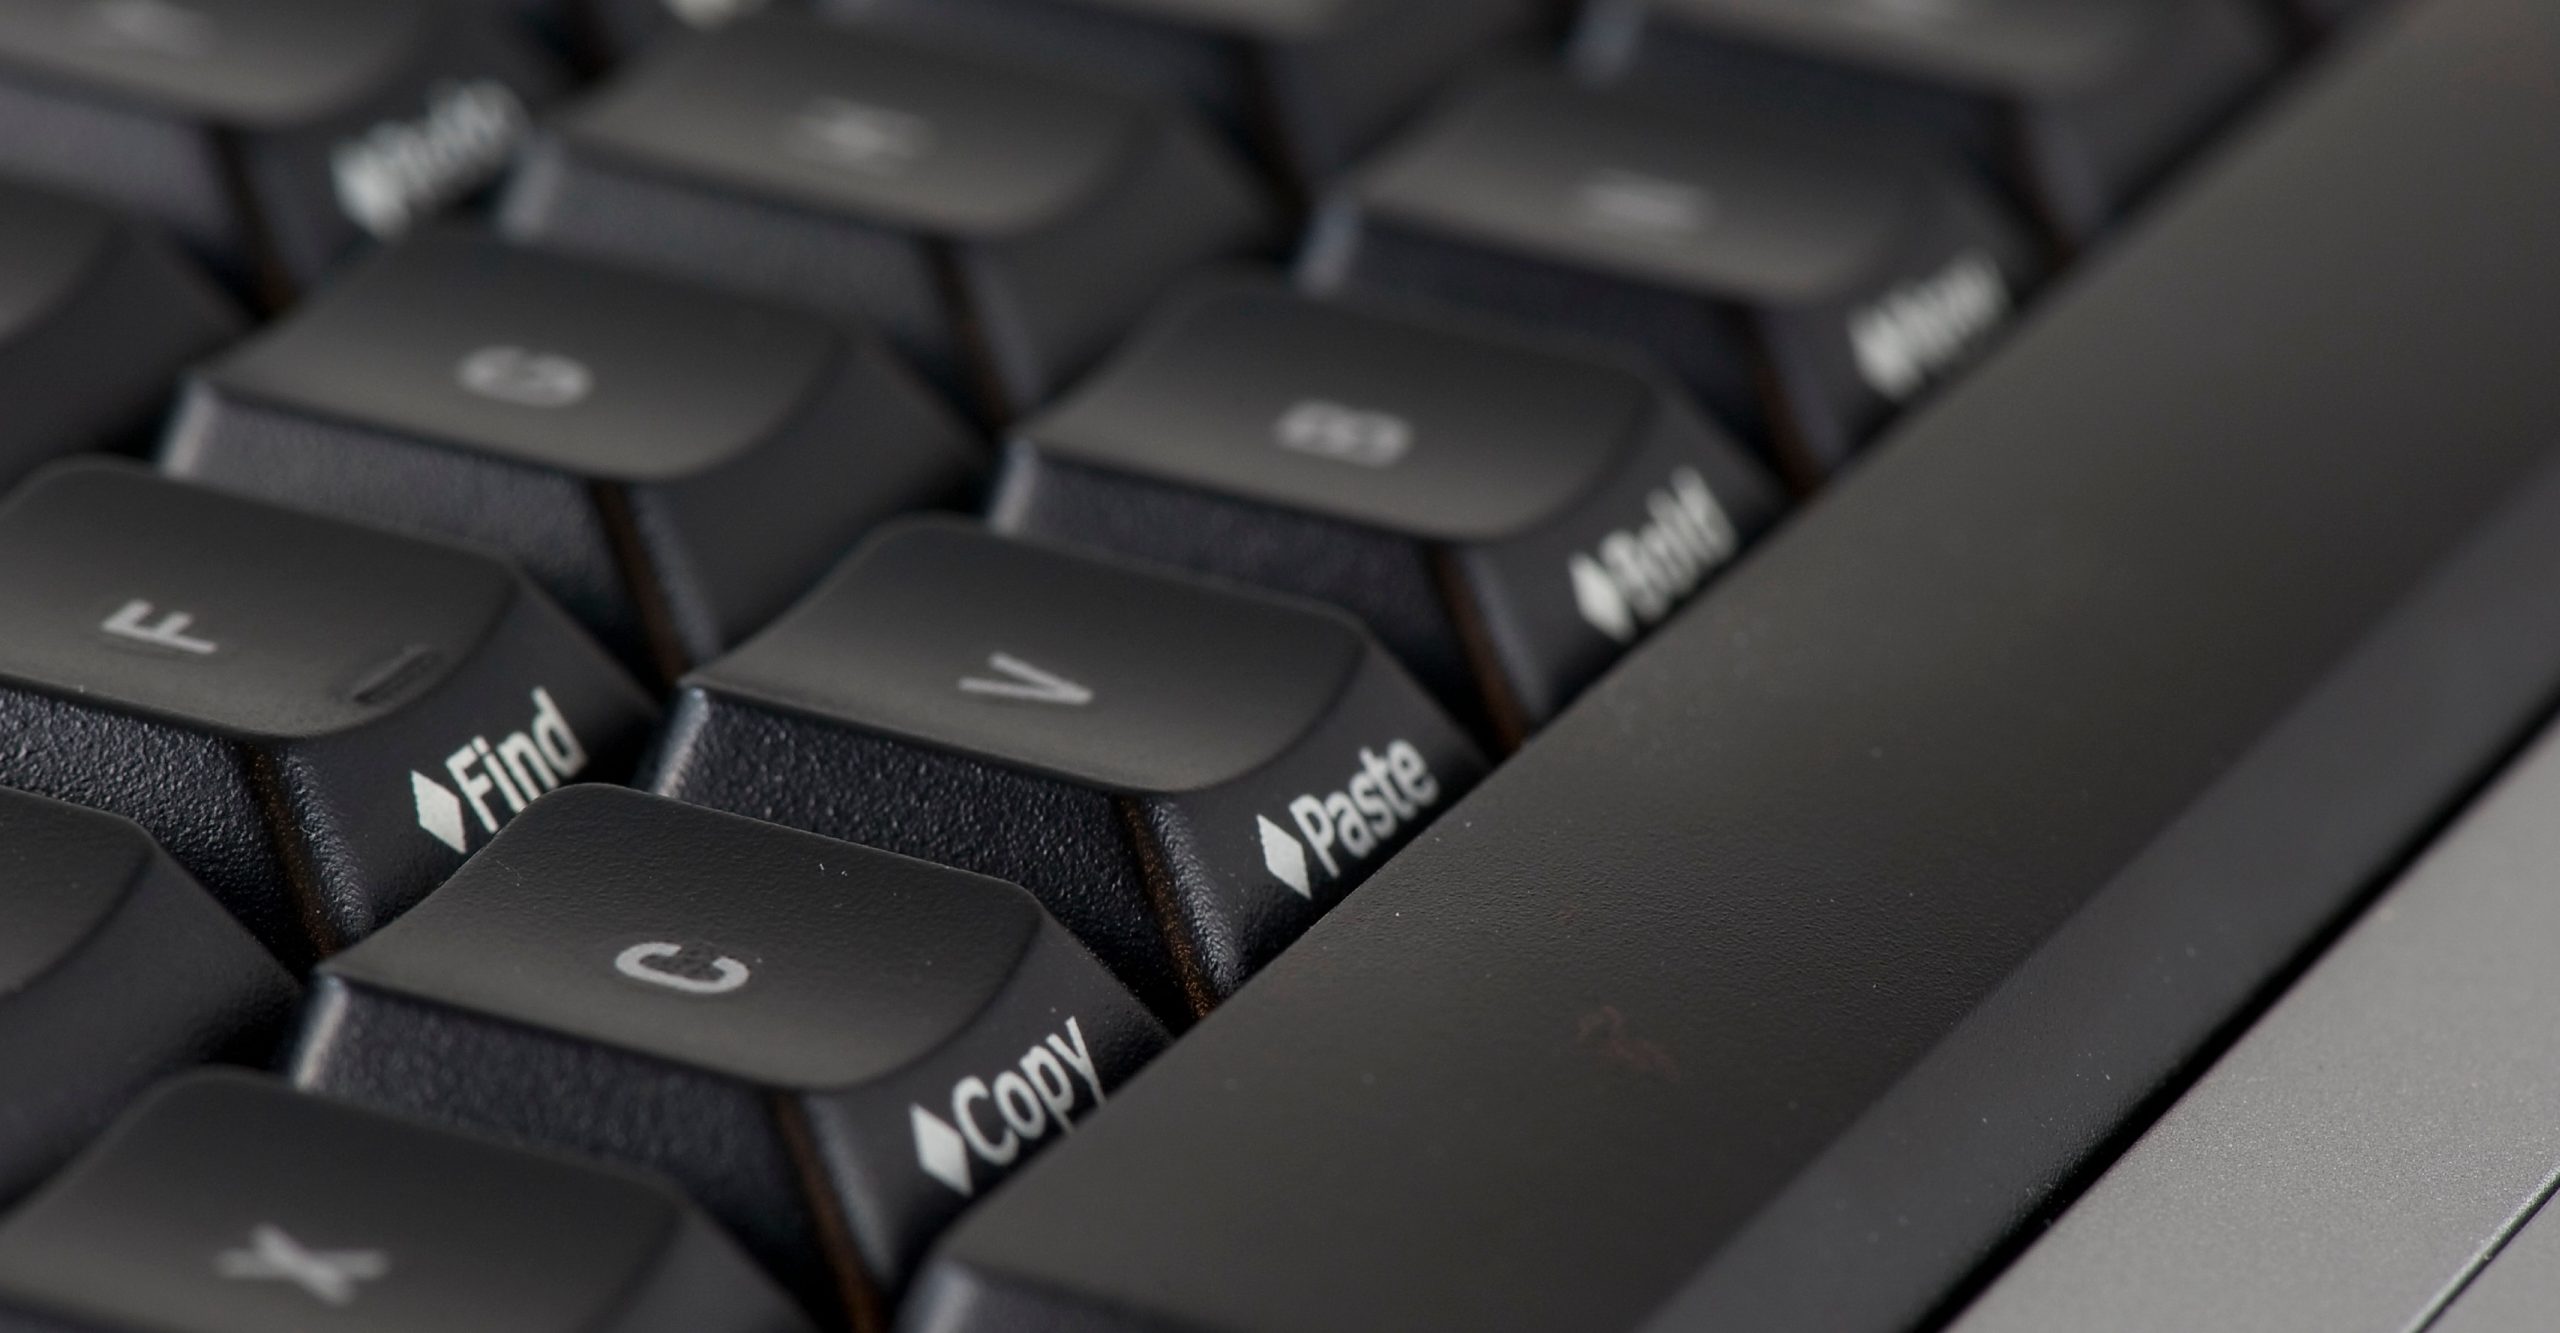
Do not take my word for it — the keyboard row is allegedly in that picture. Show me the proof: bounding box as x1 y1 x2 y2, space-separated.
0 0 2337 471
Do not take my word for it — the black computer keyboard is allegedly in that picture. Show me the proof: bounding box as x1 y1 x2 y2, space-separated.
2 1 2557 1331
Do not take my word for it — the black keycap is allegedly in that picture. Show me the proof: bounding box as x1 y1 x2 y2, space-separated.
650 518 1486 1018
582 0 790 62
902 1 2560 1328
0 0 562 300
1302 71 2045 478
498 12 1276 420
0 461 658 963
2286 0 2382 32
994 279 1784 740
1570 0 2286 243
0 791 295 1203
0 1072 809 1333
0 180 240 488
291 785 1166 1330
161 229 981 683
824 0 1539 192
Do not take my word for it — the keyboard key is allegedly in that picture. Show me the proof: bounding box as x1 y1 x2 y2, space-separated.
0 791 295 1203
584 0 786 61
0 461 659 963
1302 72 2045 477
0 0 563 300
291 785 1167 1327
0 1072 810 1333
822 0 1539 191
0 180 240 487
498 12 1277 420
1570 0 2287 243
650 518 1487 1017
161 229 981 682
995 279 1784 739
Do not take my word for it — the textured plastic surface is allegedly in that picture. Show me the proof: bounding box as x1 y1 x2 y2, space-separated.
907 2 2560 1329
656 521 1486 1014
298 788 1166 1327
0 792 295 1204
999 288 1784 737
0 461 659 959
0 1072 810 1333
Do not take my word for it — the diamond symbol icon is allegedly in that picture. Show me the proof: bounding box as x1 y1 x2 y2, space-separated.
412 771 469 854
1259 815 1311 899
912 1104 973 1197
1571 554 1637 644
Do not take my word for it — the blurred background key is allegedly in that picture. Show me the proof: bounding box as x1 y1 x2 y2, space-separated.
1303 71 2045 480
0 791 295 1206
822 0 1540 197
0 179 240 489
500 12 1277 421
1570 0 2287 244
161 230 980 683
0 0 563 302
998 277 1783 741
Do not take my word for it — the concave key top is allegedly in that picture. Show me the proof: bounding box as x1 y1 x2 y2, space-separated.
499 11 1276 420
1302 70 2046 478
0 790 296 1204
1569 0 2287 243
822 0 1539 192
0 1072 811 1333
0 179 240 488
650 517 1486 1017
0 0 563 300
0 461 658 963
161 229 981 683
292 785 1167 1331
996 278 1783 740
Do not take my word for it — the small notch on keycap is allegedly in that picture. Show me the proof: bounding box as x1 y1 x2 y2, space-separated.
347 645 445 708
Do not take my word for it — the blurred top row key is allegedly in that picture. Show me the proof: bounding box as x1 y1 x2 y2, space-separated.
500 11 1279 421
0 0 561 299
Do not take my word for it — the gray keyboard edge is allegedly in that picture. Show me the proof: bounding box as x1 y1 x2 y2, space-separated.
1948 641 2560 1331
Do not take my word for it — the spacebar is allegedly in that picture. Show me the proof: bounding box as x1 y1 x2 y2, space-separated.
903 3 2560 1332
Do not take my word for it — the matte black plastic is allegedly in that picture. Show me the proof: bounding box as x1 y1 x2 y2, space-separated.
1572 0 2286 241
0 179 242 488
906 2 2560 1329
1303 70 2045 475
162 229 982 680
498 12 1275 418
652 519 1487 1016
824 0 1538 190
0 0 564 296
0 791 296 1205
296 787 1166 1330
999 278 1783 739
0 1072 809 1333
0 461 659 962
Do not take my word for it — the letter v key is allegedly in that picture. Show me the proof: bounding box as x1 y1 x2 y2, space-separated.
957 653 1094 707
